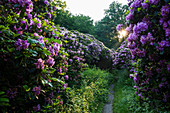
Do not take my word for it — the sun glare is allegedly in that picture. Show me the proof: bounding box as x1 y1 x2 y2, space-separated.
119 30 127 39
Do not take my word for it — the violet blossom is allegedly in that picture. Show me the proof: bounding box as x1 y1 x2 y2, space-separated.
32 86 41 95
33 104 41 112
142 3 149 9
44 0 49 5
46 56 55 67
34 58 45 69
161 5 170 17
116 24 123 31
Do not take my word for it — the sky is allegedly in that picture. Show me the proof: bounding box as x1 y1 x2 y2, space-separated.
64 0 128 22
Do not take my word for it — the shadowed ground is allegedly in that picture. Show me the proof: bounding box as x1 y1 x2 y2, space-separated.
103 84 114 113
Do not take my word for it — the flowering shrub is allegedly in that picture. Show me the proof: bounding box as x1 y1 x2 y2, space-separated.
126 0 170 109
112 41 132 69
72 31 114 69
59 28 88 87
0 0 70 112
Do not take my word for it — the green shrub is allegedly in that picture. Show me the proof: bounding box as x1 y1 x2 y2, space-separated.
62 67 114 113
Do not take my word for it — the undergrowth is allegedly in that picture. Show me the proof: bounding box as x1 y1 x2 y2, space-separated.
61 67 114 113
113 69 170 113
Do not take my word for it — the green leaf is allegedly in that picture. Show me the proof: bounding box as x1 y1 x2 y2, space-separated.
48 68 56 74
27 38 39 44
50 78 65 84
42 48 51 56
126 10 129 15
14 4 20 8
23 85 28 89
7 47 15 52
20 9 26 18
53 39 61 44
0 25 9 30
0 91 5 95
23 85 31 92
160 51 164 55
0 49 8 53
64 40 69 44
145 0 149 3
0 102 10 106
29 49 38 57
41 79 53 87
137 8 141 12
151 5 156 8
0 98 9 102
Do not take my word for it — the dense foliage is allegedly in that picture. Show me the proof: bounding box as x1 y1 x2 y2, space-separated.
0 0 71 112
62 67 113 113
1 0 169 112
0 0 115 112
112 41 132 69
125 0 170 110
55 11 95 35
94 1 128 49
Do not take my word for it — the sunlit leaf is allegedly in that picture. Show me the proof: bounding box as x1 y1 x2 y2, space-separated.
42 48 51 55
50 77 65 84
0 98 9 102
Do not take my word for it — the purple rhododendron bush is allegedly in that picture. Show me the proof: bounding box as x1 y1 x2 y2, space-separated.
112 41 133 69
0 0 71 112
57 28 115 70
71 31 114 69
125 0 170 109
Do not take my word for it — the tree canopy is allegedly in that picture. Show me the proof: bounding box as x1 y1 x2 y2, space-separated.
94 1 128 49
54 11 95 34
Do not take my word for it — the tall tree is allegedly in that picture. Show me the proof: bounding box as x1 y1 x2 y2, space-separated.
72 14 95 34
54 11 95 35
94 1 128 49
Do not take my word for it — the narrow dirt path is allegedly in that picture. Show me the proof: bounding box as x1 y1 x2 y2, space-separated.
103 84 114 113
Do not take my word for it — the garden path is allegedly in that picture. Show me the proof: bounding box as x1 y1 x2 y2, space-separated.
103 84 114 113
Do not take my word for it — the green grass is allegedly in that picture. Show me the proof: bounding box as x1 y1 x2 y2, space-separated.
112 69 134 113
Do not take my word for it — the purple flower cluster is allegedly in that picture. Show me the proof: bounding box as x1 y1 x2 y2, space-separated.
156 40 170 51
142 3 149 9
133 22 148 34
149 0 160 5
116 24 123 31
33 104 40 112
46 56 55 67
6 88 17 99
112 41 132 69
161 5 170 17
34 58 45 69
44 0 49 5
160 5 170 37
14 39 30 51
32 86 41 95
8 0 33 13
47 43 61 56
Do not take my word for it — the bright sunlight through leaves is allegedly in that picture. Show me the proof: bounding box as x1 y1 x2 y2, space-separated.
119 30 127 39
